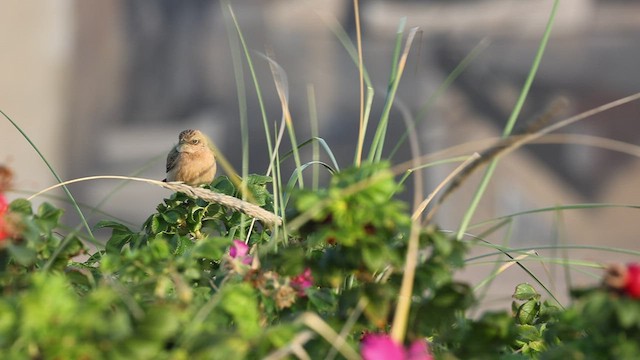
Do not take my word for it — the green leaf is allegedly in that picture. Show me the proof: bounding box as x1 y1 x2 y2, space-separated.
212 176 237 196
0 300 16 345
260 324 299 354
513 283 540 301
528 340 546 353
99 221 138 255
362 244 386 270
96 220 132 231
246 174 272 186
189 207 206 224
191 236 229 260
7 243 37 266
136 306 181 341
35 202 63 232
263 247 305 276
306 288 336 313
150 214 168 234
219 283 260 338
161 210 182 225
245 174 273 206
516 299 540 325
169 234 193 256
8 198 32 215
363 283 393 327
614 299 640 328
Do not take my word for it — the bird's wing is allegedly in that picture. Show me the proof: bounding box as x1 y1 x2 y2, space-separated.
166 146 179 173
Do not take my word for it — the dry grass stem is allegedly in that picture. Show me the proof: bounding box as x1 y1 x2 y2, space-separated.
262 330 315 360
412 152 481 223
297 312 360 360
27 175 282 226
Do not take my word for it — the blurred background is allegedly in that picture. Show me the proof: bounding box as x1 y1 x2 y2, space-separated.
1 0 640 308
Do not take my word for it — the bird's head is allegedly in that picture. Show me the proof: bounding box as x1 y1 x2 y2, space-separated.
177 129 210 154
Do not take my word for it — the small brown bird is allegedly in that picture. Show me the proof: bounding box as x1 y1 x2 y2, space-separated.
164 129 217 186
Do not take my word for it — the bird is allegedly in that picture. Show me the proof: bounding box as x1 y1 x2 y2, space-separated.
164 129 217 186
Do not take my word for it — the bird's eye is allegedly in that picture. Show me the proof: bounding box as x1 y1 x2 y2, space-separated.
191 139 199 145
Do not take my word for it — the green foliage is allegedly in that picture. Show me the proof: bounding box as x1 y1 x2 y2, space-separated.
541 289 640 359
294 163 410 277
510 284 560 357
0 175 298 359
1 169 640 359
1 199 83 278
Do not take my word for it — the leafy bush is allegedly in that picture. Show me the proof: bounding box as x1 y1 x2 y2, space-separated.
1 165 640 359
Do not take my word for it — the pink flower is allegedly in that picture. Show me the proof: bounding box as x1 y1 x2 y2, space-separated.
229 239 248 258
361 334 433 360
290 267 314 296
625 263 640 298
229 239 252 265
0 195 8 241
406 339 432 360
361 334 405 360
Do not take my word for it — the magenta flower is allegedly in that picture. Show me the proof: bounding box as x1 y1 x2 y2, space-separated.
229 239 252 265
405 339 432 360
361 334 433 360
361 334 404 360
0 195 9 241
290 267 314 296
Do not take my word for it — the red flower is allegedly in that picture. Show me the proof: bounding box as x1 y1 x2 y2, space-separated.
290 267 314 296
360 334 433 360
0 194 7 214
624 263 640 298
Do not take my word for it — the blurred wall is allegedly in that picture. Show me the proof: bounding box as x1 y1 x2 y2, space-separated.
0 0 73 192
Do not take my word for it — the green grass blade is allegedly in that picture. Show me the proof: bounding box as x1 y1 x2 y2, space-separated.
455 0 560 240
0 109 97 249
223 1 274 170
282 161 336 210
223 6 250 237
314 11 375 166
368 20 413 163
466 244 640 262
307 84 320 191
353 0 365 167
472 219 514 310
469 203 640 230
258 51 304 189
280 137 340 172
387 18 406 99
